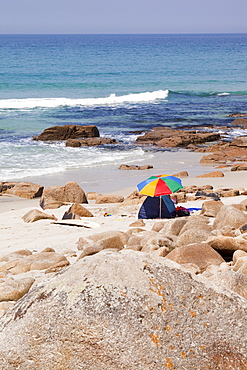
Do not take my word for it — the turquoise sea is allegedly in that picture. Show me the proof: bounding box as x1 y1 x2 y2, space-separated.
0 34 247 189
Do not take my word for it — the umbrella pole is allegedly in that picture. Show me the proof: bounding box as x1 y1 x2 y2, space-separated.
159 196 161 218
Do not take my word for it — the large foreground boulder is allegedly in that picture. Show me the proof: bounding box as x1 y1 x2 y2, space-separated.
0 251 247 369
33 124 99 141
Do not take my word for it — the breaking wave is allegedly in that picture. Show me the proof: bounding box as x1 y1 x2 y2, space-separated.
0 90 169 110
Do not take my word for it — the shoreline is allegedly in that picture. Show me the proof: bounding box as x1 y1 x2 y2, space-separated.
1 161 247 213
1 149 218 195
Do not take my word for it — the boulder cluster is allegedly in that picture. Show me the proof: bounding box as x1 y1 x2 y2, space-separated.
1 179 247 367
30 119 247 173
32 124 117 147
135 117 247 170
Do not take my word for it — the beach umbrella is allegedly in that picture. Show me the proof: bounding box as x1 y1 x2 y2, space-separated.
137 174 183 197
137 174 183 218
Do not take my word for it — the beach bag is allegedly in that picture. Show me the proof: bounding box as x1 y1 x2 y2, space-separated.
176 206 190 217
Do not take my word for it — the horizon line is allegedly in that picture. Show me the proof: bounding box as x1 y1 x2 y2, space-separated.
1 32 247 36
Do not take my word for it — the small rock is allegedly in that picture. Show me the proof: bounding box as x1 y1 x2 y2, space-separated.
67 203 94 217
129 219 145 227
196 171 224 178
118 164 153 170
22 209 55 223
232 250 247 264
200 200 224 217
95 194 124 204
172 171 189 178
45 260 70 274
0 277 35 302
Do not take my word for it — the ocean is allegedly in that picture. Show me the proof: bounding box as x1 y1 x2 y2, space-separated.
0 33 247 192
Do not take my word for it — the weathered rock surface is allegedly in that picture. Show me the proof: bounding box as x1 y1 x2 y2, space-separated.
196 171 224 178
0 250 32 263
166 243 225 272
40 181 87 209
0 277 34 302
118 164 153 170
209 270 247 300
232 250 247 264
33 124 99 141
207 235 247 254
213 205 247 230
177 216 210 237
88 230 128 246
22 209 55 223
4 182 43 199
125 236 142 251
217 188 240 197
232 255 247 275
129 219 145 227
230 136 247 147
86 192 101 200
231 163 247 171
0 252 68 275
177 228 212 247
140 231 175 254
0 251 247 369
159 217 188 236
95 194 124 204
136 127 221 148
230 118 247 128
66 137 117 147
200 200 224 217
172 171 189 178
78 236 124 259
119 191 146 206
67 203 94 217
0 302 15 317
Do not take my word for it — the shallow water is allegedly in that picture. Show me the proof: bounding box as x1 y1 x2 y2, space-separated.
0 34 246 184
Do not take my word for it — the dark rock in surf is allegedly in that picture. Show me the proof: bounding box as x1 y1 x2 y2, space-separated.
33 125 99 141
65 137 117 147
136 127 221 148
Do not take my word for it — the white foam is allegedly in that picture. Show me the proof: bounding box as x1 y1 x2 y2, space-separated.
0 90 169 110
217 92 230 96
0 141 151 181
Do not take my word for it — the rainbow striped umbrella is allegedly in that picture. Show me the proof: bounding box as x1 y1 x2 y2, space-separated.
137 174 183 197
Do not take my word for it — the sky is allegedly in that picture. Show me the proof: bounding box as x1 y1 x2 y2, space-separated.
0 0 247 34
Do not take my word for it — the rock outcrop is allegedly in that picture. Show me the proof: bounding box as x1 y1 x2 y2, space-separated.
95 194 124 204
0 251 247 369
40 181 87 210
22 209 56 223
166 243 225 272
67 203 94 218
3 182 43 199
66 137 117 147
0 277 34 302
0 251 68 275
33 124 99 141
213 205 247 230
136 127 221 147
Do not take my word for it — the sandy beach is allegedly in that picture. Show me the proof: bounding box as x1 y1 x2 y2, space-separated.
1 150 247 261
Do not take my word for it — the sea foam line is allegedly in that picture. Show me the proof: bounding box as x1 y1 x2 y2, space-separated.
0 90 169 110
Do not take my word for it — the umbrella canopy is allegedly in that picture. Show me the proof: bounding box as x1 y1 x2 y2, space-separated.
137 174 183 197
